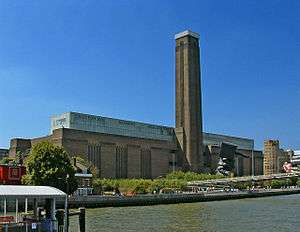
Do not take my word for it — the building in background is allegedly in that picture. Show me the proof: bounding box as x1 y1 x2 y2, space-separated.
0 149 8 160
291 150 300 165
8 31 264 178
207 144 263 177
9 111 262 178
288 150 300 172
263 140 290 175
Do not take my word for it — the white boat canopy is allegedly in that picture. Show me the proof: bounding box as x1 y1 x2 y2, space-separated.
0 185 68 231
0 185 66 199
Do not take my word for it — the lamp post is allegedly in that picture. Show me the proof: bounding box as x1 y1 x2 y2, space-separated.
65 174 70 232
251 147 256 191
252 149 254 177
172 153 176 172
66 174 69 195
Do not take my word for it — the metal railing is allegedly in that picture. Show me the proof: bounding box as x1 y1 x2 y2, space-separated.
188 172 300 186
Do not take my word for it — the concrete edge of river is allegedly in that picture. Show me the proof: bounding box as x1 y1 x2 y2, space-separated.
64 188 300 208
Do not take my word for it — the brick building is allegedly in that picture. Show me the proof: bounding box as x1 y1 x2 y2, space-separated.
0 149 8 160
263 140 290 175
8 30 264 178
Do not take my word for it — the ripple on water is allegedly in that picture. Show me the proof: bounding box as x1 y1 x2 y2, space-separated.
69 194 300 232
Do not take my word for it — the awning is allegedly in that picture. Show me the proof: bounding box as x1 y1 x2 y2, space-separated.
0 185 66 199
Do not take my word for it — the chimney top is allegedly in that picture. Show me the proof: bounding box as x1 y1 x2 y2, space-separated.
175 30 199 40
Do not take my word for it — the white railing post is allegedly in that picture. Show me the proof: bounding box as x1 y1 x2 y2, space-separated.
64 196 68 232
25 198 28 213
4 198 7 216
15 199 18 223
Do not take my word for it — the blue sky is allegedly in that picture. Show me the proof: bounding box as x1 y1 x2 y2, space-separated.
0 0 299 150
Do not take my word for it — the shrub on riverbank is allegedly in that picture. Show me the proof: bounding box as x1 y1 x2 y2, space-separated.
165 171 224 181
93 178 187 194
231 178 299 190
297 179 300 187
92 171 223 194
231 181 252 190
92 172 300 194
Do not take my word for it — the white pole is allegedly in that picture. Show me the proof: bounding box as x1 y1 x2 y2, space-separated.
172 153 175 172
51 198 56 220
4 198 8 232
4 198 7 216
252 149 254 177
25 198 28 232
25 198 28 214
236 157 239 176
15 199 18 223
64 196 68 232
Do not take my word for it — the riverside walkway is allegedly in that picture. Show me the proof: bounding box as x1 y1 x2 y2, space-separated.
66 187 300 208
187 172 300 187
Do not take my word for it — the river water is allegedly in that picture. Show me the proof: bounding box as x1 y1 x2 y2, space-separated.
69 194 300 232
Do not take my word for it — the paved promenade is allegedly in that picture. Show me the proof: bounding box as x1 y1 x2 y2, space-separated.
187 172 300 187
67 188 300 208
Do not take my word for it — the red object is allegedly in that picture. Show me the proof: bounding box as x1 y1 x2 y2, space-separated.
0 216 15 224
0 164 26 185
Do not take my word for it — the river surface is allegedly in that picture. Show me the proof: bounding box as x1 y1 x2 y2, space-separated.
69 194 300 232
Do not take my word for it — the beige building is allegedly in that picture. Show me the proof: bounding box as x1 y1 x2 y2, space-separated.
263 140 290 175
9 30 264 178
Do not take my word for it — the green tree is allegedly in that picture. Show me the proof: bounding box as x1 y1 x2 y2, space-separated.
22 141 77 194
0 157 15 165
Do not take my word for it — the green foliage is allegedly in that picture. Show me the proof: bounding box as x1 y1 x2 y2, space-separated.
0 157 15 165
92 172 299 194
288 177 298 186
231 178 297 190
297 179 300 187
93 179 150 194
268 179 294 189
166 171 224 181
151 179 186 191
22 141 77 194
72 155 97 177
92 178 187 194
231 181 252 190
270 179 286 189
262 180 271 188
92 171 225 194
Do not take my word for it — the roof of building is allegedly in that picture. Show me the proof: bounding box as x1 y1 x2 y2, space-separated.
0 185 66 199
294 150 300 156
0 148 8 155
50 112 255 150
175 30 200 39
203 132 254 150
51 112 174 142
